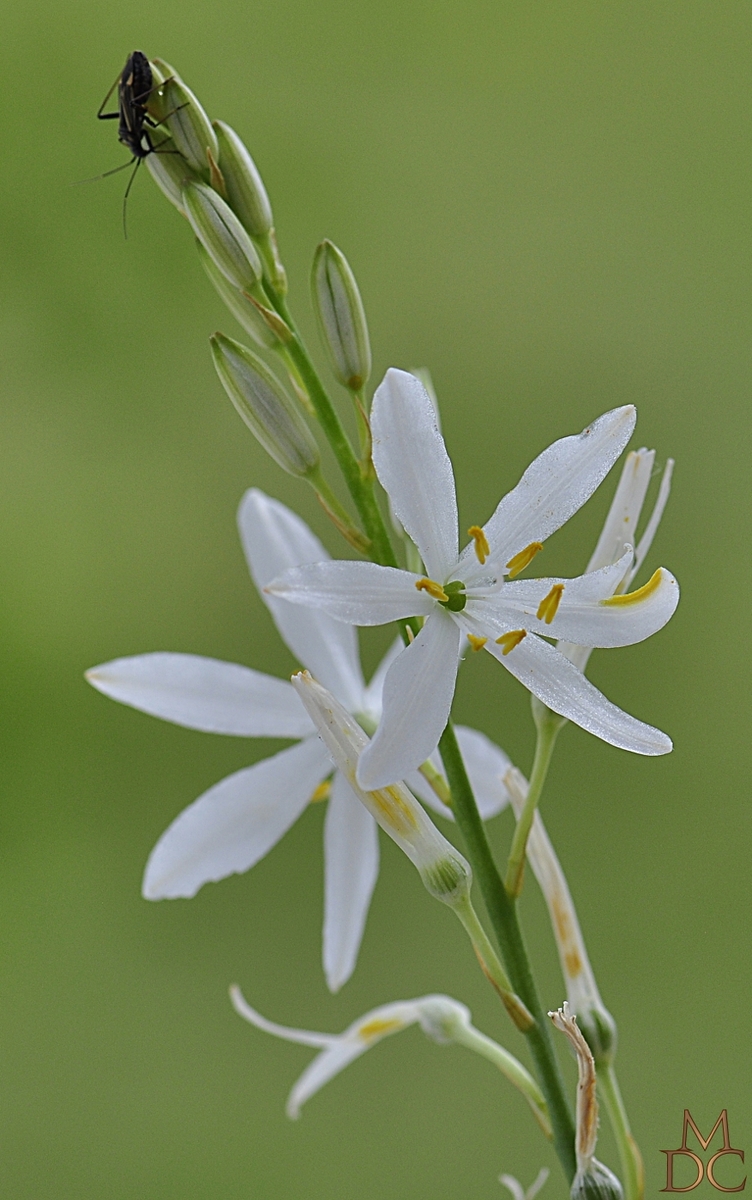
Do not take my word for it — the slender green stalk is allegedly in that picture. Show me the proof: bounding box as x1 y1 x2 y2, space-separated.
598 1064 644 1200
505 713 561 897
452 894 534 1031
449 1020 552 1139
308 467 370 553
438 720 577 1182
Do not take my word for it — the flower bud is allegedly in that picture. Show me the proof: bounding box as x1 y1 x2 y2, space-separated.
151 59 218 174
183 183 263 292
210 333 319 477
145 133 203 212
213 121 273 237
571 1162 623 1200
576 1004 618 1068
312 241 371 391
197 241 279 349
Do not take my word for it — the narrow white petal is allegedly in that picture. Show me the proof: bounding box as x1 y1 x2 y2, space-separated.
631 458 674 581
454 725 512 819
463 405 636 571
323 773 380 993
238 489 365 710
86 652 312 738
362 637 404 717
585 449 654 573
371 368 459 580
230 986 334 1049
356 613 461 790
142 736 331 899
485 632 672 755
267 560 433 625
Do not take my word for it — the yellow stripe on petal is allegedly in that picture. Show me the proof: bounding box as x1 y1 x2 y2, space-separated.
602 568 662 606
466 634 487 652
467 525 490 565
536 583 564 624
415 577 449 602
309 780 331 804
370 785 420 836
505 542 543 578
358 1017 404 1042
496 629 527 655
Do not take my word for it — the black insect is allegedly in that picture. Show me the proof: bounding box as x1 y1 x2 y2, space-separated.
96 51 169 234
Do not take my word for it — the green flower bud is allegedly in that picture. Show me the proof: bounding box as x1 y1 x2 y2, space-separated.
311 240 371 391
420 851 472 907
576 1004 618 1067
197 241 279 349
213 121 273 237
183 183 263 292
151 59 218 174
210 333 319 477
571 1161 624 1200
145 133 203 212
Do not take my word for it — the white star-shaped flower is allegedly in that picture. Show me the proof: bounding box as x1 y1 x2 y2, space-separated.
267 369 680 790
86 489 508 992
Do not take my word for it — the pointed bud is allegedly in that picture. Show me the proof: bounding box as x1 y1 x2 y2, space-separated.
210 333 319 477
151 60 218 174
145 132 203 212
197 241 279 349
571 1162 623 1200
213 121 273 237
183 183 263 292
312 241 371 391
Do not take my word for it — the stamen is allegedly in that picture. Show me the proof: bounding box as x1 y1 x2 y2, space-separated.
536 583 564 624
602 568 662 606
309 780 331 804
466 634 487 652
506 541 544 578
415 577 449 602
496 629 527 655
358 1017 404 1042
467 524 490 565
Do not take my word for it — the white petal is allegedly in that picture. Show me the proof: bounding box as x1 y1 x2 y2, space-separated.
484 632 672 755
238 489 365 710
86 652 312 738
371 368 459 580
230 987 334 1048
267 560 433 625
463 405 637 571
631 458 674 582
495 562 679 647
585 448 654 573
142 735 331 898
454 725 512 819
356 612 462 790
323 773 380 993
362 637 404 718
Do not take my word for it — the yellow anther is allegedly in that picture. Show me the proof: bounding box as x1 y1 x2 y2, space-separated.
415 577 449 602
536 582 565 624
496 629 527 656
467 525 490 565
358 1017 404 1043
309 780 331 804
602 568 662 606
505 541 544 578
466 634 487 652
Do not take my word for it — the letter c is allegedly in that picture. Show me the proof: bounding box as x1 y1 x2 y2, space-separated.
707 1149 746 1192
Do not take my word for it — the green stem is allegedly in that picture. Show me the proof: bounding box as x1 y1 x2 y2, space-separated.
308 467 371 553
505 712 561 897
598 1064 644 1200
450 1020 552 1139
438 720 576 1182
452 894 534 1031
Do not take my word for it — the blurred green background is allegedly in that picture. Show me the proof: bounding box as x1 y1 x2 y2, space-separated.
0 2 749 1196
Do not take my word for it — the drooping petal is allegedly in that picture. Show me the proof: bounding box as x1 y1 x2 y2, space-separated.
229 988 334 1049
460 405 636 573
406 726 511 821
362 637 404 718
237 488 365 711
632 458 674 582
483 630 672 755
86 652 312 738
142 735 331 899
323 772 380 993
490 559 679 647
371 368 459 581
585 448 654 574
356 612 462 790
267 560 434 625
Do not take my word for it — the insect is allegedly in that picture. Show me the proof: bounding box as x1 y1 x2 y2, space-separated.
96 51 171 234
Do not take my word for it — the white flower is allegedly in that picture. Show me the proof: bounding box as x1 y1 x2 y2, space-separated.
267 369 680 790
230 985 550 1131
86 489 509 993
499 1168 550 1200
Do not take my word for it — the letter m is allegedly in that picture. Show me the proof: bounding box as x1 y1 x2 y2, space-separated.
682 1111 733 1153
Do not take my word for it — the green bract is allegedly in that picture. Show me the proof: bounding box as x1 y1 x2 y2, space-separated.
210 333 319 477
182 183 263 293
312 240 371 391
213 121 273 238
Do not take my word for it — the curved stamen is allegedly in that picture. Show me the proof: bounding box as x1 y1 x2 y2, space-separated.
467 525 490 565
